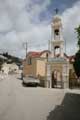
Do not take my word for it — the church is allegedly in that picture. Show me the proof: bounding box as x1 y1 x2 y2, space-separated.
23 11 75 88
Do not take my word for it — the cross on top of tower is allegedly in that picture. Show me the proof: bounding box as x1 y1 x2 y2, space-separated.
54 8 59 14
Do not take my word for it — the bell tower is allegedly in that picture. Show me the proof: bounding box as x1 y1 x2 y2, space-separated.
46 9 69 89
51 9 64 58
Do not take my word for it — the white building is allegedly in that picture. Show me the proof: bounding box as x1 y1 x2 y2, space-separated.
1 63 19 74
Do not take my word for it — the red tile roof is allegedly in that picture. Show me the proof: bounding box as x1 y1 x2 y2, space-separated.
28 52 41 57
26 50 75 62
27 50 51 58
69 55 75 63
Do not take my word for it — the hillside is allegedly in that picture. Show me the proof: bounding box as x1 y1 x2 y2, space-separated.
0 52 22 70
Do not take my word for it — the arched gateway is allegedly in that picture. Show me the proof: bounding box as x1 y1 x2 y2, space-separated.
51 70 62 88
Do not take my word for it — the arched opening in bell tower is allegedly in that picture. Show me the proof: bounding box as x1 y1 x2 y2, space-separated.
54 29 59 35
54 46 61 57
54 28 60 40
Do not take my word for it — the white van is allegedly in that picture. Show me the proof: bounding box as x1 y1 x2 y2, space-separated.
23 75 40 87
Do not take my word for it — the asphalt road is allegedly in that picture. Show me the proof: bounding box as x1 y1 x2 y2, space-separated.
0 74 80 120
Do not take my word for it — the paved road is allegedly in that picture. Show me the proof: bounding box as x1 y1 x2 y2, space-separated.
0 74 80 120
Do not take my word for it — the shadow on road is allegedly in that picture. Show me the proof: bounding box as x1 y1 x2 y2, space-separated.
17 77 22 80
47 93 80 120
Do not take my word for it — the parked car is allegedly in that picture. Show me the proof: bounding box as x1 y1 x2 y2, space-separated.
23 76 40 87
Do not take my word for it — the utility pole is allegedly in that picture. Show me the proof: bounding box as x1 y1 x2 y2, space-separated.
23 42 28 58
25 42 27 57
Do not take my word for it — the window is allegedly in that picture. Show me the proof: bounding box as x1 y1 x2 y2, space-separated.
28 57 32 65
46 53 48 58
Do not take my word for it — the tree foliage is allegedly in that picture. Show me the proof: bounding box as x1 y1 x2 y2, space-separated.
3 52 22 65
73 25 80 77
75 25 80 50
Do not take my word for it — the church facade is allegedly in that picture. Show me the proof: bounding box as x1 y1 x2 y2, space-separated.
23 13 75 88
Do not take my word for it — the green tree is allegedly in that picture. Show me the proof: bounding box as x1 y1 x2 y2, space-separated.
73 25 80 77
75 25 80 50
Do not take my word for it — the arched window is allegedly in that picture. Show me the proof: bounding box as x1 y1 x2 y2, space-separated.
46 53 48 58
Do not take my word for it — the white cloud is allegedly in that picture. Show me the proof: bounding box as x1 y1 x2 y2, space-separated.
62 1 80 55
0 0 80 58
28 0 51 18
0 0 51 58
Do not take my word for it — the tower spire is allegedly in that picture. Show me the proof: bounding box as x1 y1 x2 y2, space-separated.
54 8 59 14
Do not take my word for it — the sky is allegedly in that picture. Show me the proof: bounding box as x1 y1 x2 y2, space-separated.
0 0 80 58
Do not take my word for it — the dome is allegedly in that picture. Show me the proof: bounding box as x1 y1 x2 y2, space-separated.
51 15 62 28
53 15 61 23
